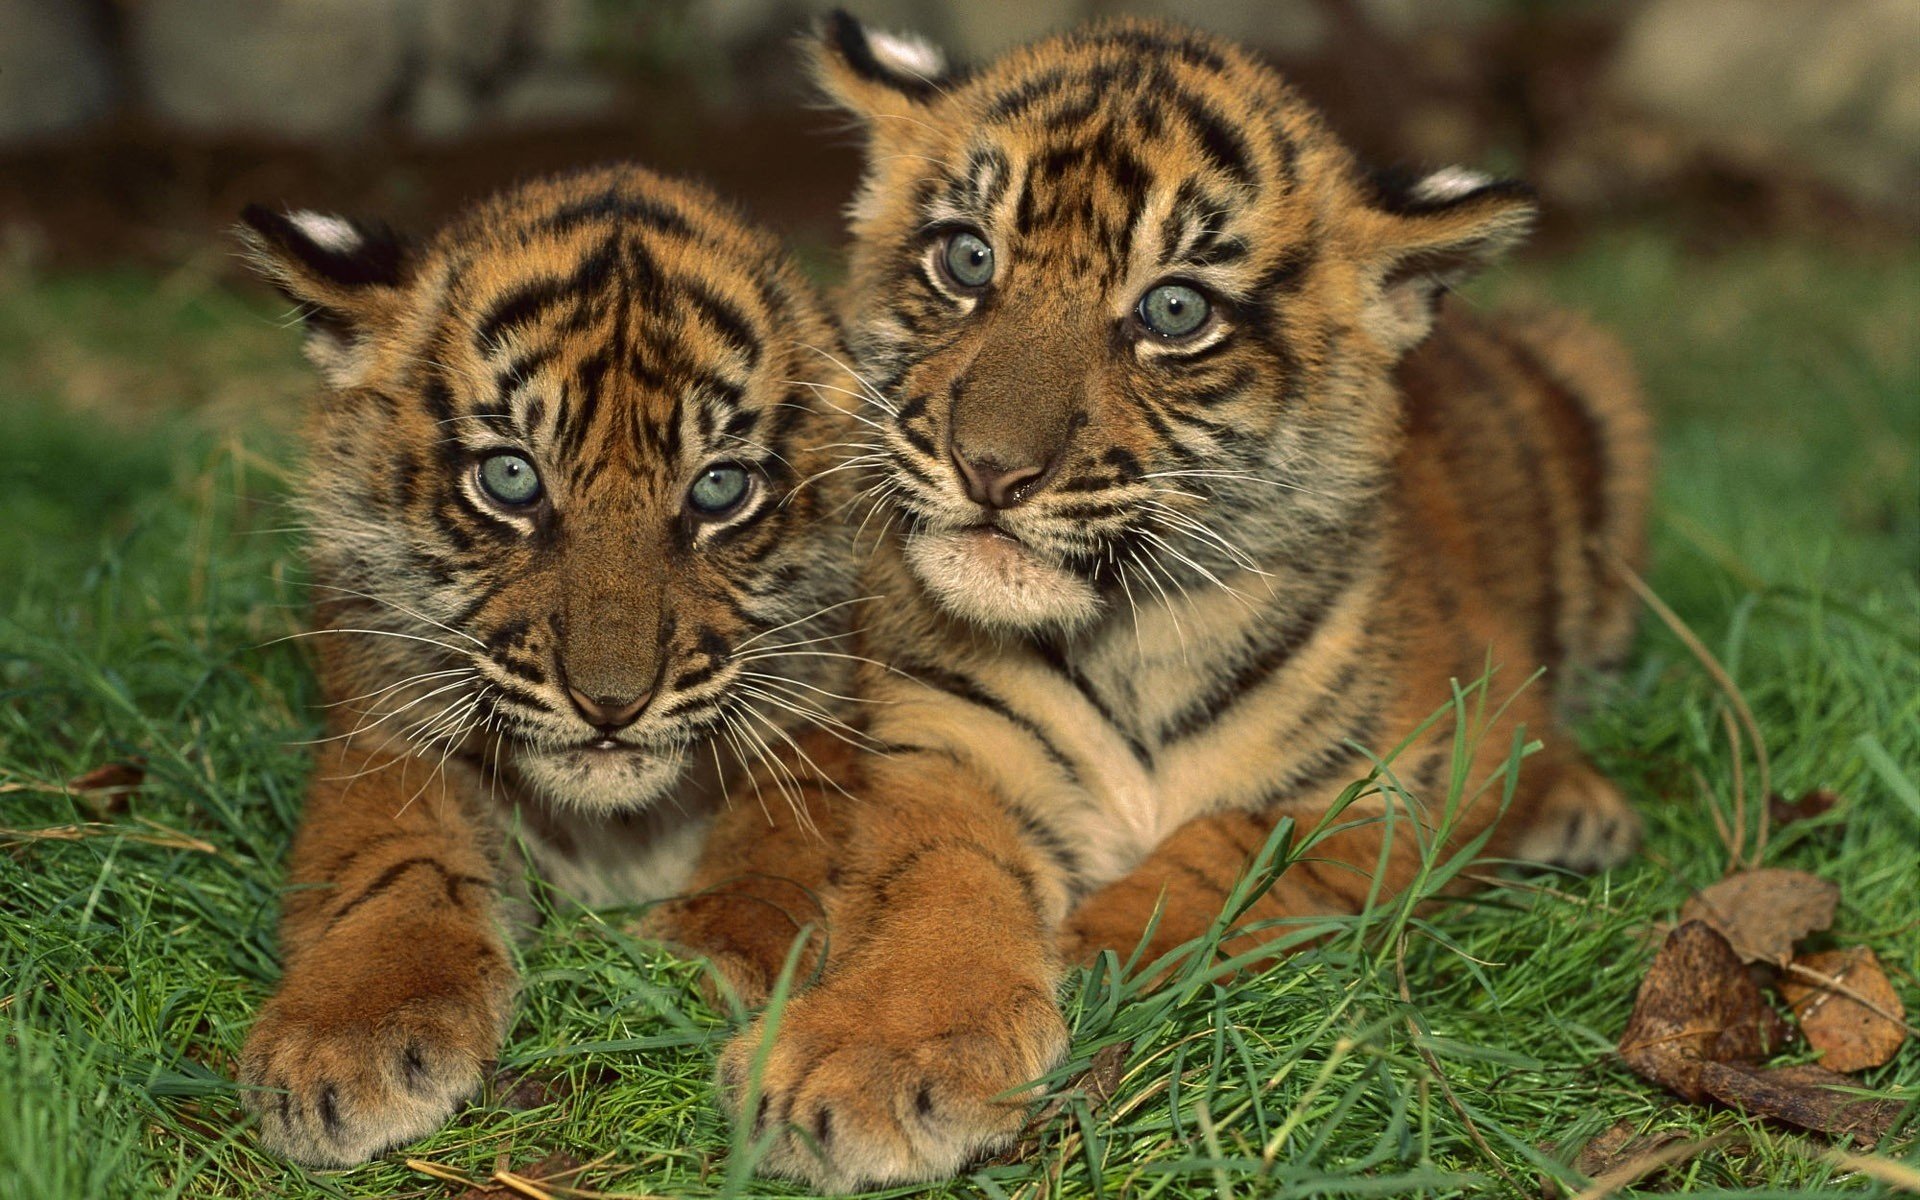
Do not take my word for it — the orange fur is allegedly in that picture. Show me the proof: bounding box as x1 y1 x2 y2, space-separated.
234 166 861 1165
674 16 1652 1189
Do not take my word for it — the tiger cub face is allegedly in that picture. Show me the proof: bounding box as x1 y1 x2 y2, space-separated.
242 166 851 811
811 15 1536 633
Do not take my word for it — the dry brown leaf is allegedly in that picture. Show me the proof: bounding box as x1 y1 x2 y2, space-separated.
1696 1062 1903 1147
1679 868 1838 966
1570 1119 1689 1178
65 760 144 817
1571 1131 1737 1200
1619 921 1789 1101
1768 789 1840 827
1783 947 1909 1072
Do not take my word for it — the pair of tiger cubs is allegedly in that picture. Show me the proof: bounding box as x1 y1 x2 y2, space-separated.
237 12 1650 1190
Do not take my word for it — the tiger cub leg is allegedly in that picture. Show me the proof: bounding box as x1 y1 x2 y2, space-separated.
715 752 1071 1190
644 731 859 1008
1059 809 1349 974
240 748 512 1167
1507 753 1641 874
1064 746 1638 975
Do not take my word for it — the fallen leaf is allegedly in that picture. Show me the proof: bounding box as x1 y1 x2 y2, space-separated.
1783 947 1908 1072
1696 1061 1903 1146
1564 1118 1703 1186
1619 921 1789 1101
65 760 144 817
1768 789 1839 826
1679 869 1838 966
1572 1131 1737 1200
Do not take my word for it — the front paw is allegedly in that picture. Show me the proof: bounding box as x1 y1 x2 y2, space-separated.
240 927 514 1166
642 876 827 1010
717 963 1068 1189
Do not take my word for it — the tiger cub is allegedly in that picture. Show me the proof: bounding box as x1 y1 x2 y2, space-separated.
675 14 1652 1189
234 165 862 1166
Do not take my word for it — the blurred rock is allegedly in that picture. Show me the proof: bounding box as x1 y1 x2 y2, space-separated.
1118 0 1329 56
495 68 620 128
1354 0 1502 38
946 0 1086 56
0 0 116 141
408 0 613 138
1612 0 1920 214
130 0 411 138
120 0 620 142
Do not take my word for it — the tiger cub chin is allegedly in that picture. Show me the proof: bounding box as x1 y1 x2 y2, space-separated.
233 165 862 1167
669 14 1652 1189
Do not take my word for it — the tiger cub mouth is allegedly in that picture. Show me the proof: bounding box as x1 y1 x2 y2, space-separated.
903 523 1103 633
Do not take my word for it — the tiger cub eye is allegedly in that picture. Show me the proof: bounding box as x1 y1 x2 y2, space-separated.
477 453 542 506
688 463 751 517
942 230 995 288
1138 283 1211 339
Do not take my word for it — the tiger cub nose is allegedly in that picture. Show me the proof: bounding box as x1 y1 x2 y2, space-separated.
951 442 1051 510
565 686 652 732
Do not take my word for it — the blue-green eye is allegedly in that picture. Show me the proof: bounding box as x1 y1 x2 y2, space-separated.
942 230 995 289
1138 283 1211 339
477 452 541 506
688 463 751 517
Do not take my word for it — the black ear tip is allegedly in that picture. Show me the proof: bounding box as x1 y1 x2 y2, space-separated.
822 8 866 57
238 203 291 240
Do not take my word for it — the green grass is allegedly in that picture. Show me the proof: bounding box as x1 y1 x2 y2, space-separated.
1 228 1916 1199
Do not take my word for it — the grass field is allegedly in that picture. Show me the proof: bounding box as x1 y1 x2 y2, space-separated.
2 228 1916 1199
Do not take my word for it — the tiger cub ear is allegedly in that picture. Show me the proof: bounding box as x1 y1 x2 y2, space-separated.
1353 167 1537 354
236 205 415 388
807 9 956 138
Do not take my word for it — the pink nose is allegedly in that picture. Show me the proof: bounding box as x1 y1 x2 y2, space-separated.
951 444 1050 509
566 686 651 731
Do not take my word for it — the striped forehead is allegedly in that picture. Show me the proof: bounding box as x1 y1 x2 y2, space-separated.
428 224 779 488
935 36 1299 278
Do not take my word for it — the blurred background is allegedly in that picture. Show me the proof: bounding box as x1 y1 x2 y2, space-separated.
3 0 1914 553
2 0 1915 263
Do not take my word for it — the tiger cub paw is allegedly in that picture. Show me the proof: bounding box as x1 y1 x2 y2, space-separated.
716 963 1068 1189
240 930 514 1166
1514 762 1641 874
641 878 827 1011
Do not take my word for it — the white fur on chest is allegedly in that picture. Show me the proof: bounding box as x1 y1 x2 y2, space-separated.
501 793 715 909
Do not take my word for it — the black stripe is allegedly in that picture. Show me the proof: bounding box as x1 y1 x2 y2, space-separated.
537 188 694 240
474 278 569 352
997 797 1085 886
1086 27 1228 74
986 68 1069 122
866 836 1043 923
325 857 491 931
1166 87 1255 186
906 663 1082 784
1032 639 1154 768
683 282 763 369
1156 570 1357 745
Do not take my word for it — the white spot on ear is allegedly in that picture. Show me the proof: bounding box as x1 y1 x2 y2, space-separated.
867 28 946 80
1411 167 1491 204
289 211 362 253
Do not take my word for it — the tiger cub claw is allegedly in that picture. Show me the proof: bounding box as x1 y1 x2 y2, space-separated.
716 966 1068 1189
239 940 512 1166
